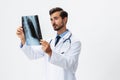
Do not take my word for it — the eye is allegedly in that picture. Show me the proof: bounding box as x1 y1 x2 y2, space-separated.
50 18 53 21
54 17 58 20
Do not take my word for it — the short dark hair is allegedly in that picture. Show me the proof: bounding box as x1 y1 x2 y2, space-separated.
49 7 68 19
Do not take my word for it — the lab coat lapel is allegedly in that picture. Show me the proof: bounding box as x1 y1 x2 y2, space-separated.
55 31 71 47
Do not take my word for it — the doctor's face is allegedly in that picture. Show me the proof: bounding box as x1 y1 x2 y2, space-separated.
50 11 65 31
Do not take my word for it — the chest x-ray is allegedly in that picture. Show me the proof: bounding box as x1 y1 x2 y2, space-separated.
22 15 42 45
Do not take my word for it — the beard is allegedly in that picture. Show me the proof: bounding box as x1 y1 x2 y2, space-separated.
53 22 64 31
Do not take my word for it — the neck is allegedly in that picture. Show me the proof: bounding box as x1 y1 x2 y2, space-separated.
57 26 67 35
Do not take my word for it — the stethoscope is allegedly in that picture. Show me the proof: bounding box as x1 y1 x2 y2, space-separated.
49 33 72 54
63 33 72 44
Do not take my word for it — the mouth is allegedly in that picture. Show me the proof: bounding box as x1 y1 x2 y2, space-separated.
53 24 57 28
53 26 57 30
53 25 59 31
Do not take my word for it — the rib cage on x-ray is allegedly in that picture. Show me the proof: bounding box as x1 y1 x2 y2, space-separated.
22 15 42 45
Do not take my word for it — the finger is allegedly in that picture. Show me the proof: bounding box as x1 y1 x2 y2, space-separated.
41 42 47 47
40 39 46 42
40 40 48 46
17 28 22 32
40 41 46 46
40 40 47 44
16 30 22 35
19 27 23 32
18 26 22 28
40 39 44 44
16 28 21 33
16 31 20 34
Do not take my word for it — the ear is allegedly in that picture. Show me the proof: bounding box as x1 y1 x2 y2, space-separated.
63 17 68 24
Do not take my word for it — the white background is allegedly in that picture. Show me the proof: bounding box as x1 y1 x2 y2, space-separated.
0 0 120 80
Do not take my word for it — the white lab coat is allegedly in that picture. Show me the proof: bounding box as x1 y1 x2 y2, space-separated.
21 31 81 80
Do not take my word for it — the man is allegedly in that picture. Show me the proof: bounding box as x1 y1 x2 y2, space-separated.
16 7 81 80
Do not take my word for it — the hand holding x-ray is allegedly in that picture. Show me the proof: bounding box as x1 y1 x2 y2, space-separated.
16 26 25 45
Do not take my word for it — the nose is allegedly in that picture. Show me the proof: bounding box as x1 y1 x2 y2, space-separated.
51 19 55 25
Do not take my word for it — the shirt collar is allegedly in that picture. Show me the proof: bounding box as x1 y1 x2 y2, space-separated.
56 29 69 38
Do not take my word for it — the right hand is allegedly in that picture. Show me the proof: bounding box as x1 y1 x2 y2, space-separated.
16 26 25 45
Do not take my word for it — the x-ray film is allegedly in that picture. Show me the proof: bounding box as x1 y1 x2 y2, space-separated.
22 15 42 45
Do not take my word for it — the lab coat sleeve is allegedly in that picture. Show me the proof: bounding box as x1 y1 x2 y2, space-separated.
50 41 81 73
21 43 45 60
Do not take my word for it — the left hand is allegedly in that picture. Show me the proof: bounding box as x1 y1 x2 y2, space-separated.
40 40 52 57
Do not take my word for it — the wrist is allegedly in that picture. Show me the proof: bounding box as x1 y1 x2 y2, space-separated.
48 50 52 57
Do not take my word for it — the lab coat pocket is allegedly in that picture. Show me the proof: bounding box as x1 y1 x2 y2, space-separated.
59 40 71 55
